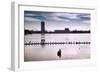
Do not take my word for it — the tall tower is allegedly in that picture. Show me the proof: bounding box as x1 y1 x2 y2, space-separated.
41 21 45 47
41 21 45 33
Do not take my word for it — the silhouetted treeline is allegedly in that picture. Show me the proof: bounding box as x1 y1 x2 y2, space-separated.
25 29 90 35
54 28 90 33
25 30 42 35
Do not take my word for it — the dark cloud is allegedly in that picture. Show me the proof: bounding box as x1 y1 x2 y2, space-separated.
24 11 90 24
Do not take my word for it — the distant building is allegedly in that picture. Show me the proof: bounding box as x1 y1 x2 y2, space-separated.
55 30 65 32
65 28 70 31
55 28 70 33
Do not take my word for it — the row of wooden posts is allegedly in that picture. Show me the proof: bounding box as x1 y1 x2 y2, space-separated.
24 41 90 45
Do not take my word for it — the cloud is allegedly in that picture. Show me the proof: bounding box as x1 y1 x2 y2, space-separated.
78 14 90 20
51 13 79 19
24 17 40 22
24 11 90 24
24 13 37 17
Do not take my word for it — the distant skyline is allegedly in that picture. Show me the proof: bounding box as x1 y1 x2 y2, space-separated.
24 11 90 31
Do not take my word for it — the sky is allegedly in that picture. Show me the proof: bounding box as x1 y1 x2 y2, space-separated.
24 11 91 31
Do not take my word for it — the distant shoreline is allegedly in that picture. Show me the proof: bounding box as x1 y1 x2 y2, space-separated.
24 30 90 35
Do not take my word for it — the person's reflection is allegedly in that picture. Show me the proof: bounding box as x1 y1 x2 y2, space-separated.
57 49 62 59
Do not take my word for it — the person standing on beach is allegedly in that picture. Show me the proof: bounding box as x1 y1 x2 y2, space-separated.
57 49 62 58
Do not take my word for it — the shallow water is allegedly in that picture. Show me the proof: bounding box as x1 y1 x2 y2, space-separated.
24 34 90 61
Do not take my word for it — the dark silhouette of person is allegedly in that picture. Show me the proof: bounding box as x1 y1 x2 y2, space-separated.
57 49 62 58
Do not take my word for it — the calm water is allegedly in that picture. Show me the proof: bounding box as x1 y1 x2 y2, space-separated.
24 34 90 61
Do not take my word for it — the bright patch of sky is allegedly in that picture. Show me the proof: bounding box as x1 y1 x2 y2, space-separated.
24 11 90 31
